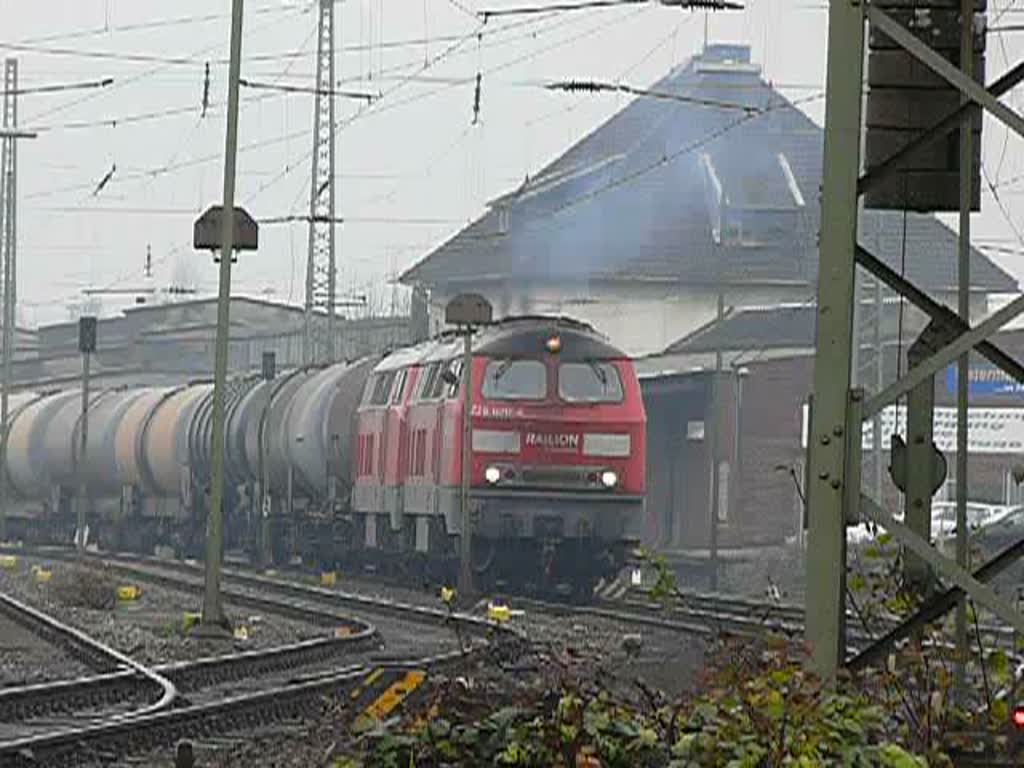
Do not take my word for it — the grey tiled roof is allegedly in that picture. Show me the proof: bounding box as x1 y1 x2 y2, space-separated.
665 304 818 355
401 45 1016 293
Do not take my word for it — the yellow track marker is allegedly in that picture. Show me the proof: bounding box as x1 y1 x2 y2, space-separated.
353 669 427 732
117 585 142 601
487 602 511 623
320 571 337 587
350 667 385 701
0 555 17 570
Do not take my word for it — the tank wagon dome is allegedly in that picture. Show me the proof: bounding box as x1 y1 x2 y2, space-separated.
5 390 79 499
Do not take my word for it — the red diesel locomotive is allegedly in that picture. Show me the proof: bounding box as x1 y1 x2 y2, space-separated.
351 316 646 597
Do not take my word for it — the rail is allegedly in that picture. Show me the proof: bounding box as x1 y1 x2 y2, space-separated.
0 590 177 719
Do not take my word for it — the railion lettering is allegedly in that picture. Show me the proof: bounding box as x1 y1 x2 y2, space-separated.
525 432 580 450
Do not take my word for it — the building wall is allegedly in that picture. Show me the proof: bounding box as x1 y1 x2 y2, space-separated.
734 356 812 542
428 281 813 357
9 300 414 389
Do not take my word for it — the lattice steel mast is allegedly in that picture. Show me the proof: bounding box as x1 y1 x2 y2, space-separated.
0 59 18 541
303 0 337 365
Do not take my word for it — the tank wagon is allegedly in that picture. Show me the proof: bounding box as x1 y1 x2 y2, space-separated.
0 316 646 596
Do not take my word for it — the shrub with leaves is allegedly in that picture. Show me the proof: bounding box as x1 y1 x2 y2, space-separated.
348 634 936 768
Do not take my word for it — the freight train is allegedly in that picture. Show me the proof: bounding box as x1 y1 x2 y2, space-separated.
0 316 646 597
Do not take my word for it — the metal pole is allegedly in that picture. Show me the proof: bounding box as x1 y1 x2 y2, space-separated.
0 141 10 545
805 0 864 676
708 292 723 591
733 366 744 526
905 336 937 593
202 0 245 632
0 58 22 544
458 329 473 595
76 350 90 556
954 0 974 701
873 279 883 501
258 396 270 568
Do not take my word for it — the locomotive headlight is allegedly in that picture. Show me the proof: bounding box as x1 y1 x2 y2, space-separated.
600 470 618 488
485 466 502 484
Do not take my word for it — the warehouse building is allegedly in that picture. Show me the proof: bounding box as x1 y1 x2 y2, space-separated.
7 296 420 389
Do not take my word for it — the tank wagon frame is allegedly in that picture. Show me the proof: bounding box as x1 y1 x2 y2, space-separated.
0 316 646 598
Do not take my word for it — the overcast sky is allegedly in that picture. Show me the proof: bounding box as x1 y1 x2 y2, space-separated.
0 0 1022 327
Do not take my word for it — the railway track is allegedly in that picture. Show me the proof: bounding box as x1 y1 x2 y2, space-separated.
614 584 1023 650
0 546 519 765
0 561 378 744
0 588 177 733
0 655 464 767
0 632 378 726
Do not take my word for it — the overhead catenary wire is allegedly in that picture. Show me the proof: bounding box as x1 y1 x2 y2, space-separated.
479 0 743 19
21 1 312 126
245 3 651 210
6 2 316 47
545 79 765 112
239 78 377 101
27 206 463 226
16 0 721 312
982 160 1024 250
259 214 465 225
25 8 565 208
18 10 566 135
7 77 114 96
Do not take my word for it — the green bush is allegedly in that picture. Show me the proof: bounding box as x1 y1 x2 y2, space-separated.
352 637 939 768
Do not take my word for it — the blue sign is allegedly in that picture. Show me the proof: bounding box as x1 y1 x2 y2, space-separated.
945 365 1024 397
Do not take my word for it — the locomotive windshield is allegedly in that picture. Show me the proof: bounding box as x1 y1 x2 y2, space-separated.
558 361 623 403
482 359 546 400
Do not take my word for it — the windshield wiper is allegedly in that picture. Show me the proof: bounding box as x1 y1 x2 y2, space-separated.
586 359 608 388
491 359 514 383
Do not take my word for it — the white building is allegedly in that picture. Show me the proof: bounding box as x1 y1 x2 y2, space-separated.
401 43 1015 357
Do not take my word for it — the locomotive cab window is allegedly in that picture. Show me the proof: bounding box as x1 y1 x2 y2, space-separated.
439 359 462 398
390 369 408 405
427 360 452 399
369 371 395 406
417 362 440 401
482 359 546 400
558 361 623 403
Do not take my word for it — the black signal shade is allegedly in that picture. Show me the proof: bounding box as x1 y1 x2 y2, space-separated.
78 316 97 354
